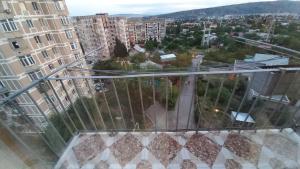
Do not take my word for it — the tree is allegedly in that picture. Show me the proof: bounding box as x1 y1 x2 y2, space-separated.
145 37 159 51
130 53 146 64
114 38 128 58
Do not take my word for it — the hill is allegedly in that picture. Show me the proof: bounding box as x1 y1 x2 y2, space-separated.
156 1 300 19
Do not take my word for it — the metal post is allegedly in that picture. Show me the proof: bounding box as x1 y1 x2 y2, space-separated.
71 79 97 130
264 71 298 128
223 74 239 119
239 71 273 131
84 79 106 129
231 72 257 128
59 80 87 130
124 79 135 129
176 76 182 131
99 79 116 129
40 83 74 136
165 77 169 130
26 91 66 145
196 79 210 133
152 76 157 132
138 78 146 128
111 79 126 129
47 80 78 131
214 77 225 108
254 71 286 129
186 75 196 130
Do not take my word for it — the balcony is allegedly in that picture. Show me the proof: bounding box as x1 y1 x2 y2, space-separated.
0 64 300 169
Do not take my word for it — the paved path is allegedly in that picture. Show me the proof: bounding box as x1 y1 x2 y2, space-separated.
145 56 203 130
168 56 203 130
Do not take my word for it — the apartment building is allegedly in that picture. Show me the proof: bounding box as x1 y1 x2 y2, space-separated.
73 15 110 63
127 18 166 46
73 13 129 63
0 0 87 127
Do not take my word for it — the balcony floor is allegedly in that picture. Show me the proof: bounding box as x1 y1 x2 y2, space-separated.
55 129 300 169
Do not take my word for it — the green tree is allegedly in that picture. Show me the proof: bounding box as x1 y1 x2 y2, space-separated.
130 53 146 64
145 37 159 51
114 38 128 58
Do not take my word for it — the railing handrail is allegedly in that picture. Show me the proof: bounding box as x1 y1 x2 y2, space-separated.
48 67 300 80
1 66 300 106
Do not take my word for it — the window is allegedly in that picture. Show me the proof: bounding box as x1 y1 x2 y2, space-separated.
0 19 18 32
60 16 70 25
74 54 80 60
41 50 49 58
32 2 39 10
54 1 65 10
52 47 58 54
70 42 77 50
57 59 63 65
48 64 54 70
19 55 35 67
65 30 73 39
12 41 20 49
26 20 34 28
45 34 53 41
34 36 42 44
39 19 47 27
28 71 43 81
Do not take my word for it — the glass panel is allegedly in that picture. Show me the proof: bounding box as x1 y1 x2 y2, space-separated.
0 93 65 168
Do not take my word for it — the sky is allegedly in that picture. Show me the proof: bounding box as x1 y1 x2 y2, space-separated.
65 0 278 16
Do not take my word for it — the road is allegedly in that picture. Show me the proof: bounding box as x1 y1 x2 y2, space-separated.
168 56 203 130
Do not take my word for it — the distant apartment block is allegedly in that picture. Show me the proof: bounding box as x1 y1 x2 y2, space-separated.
127 18 166 46
0 0 87 126
73 13 129 63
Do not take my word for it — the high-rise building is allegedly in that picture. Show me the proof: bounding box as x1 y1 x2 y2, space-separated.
127 18 166 46
0 0 86 126
73 13 129 63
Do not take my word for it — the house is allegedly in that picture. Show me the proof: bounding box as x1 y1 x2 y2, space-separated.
231 111 255 126
160 54 176 62
244 53 289 66
134 44 145 53
140 60 163 70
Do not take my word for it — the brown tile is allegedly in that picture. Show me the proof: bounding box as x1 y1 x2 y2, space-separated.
225 159 242 169
185 134 221 167
136 160 152 169
110 133 143 166
181 160 197 169
147 133 182 167
72 134 105 166
224 134 261 164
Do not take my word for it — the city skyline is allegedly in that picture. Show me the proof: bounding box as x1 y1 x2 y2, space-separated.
65 0 279 16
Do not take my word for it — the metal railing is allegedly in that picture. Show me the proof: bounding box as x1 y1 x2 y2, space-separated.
1 66 300 168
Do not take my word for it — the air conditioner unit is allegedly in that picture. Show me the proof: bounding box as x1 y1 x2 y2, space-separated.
4 9 11 14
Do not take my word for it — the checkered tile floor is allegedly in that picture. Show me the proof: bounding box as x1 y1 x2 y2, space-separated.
55 129 300 169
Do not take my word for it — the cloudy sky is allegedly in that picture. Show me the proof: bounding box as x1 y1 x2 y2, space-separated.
65 0 277 16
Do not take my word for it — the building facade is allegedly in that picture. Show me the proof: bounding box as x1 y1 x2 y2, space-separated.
73 14 129 63
127 18 166 46
0 0 87 127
